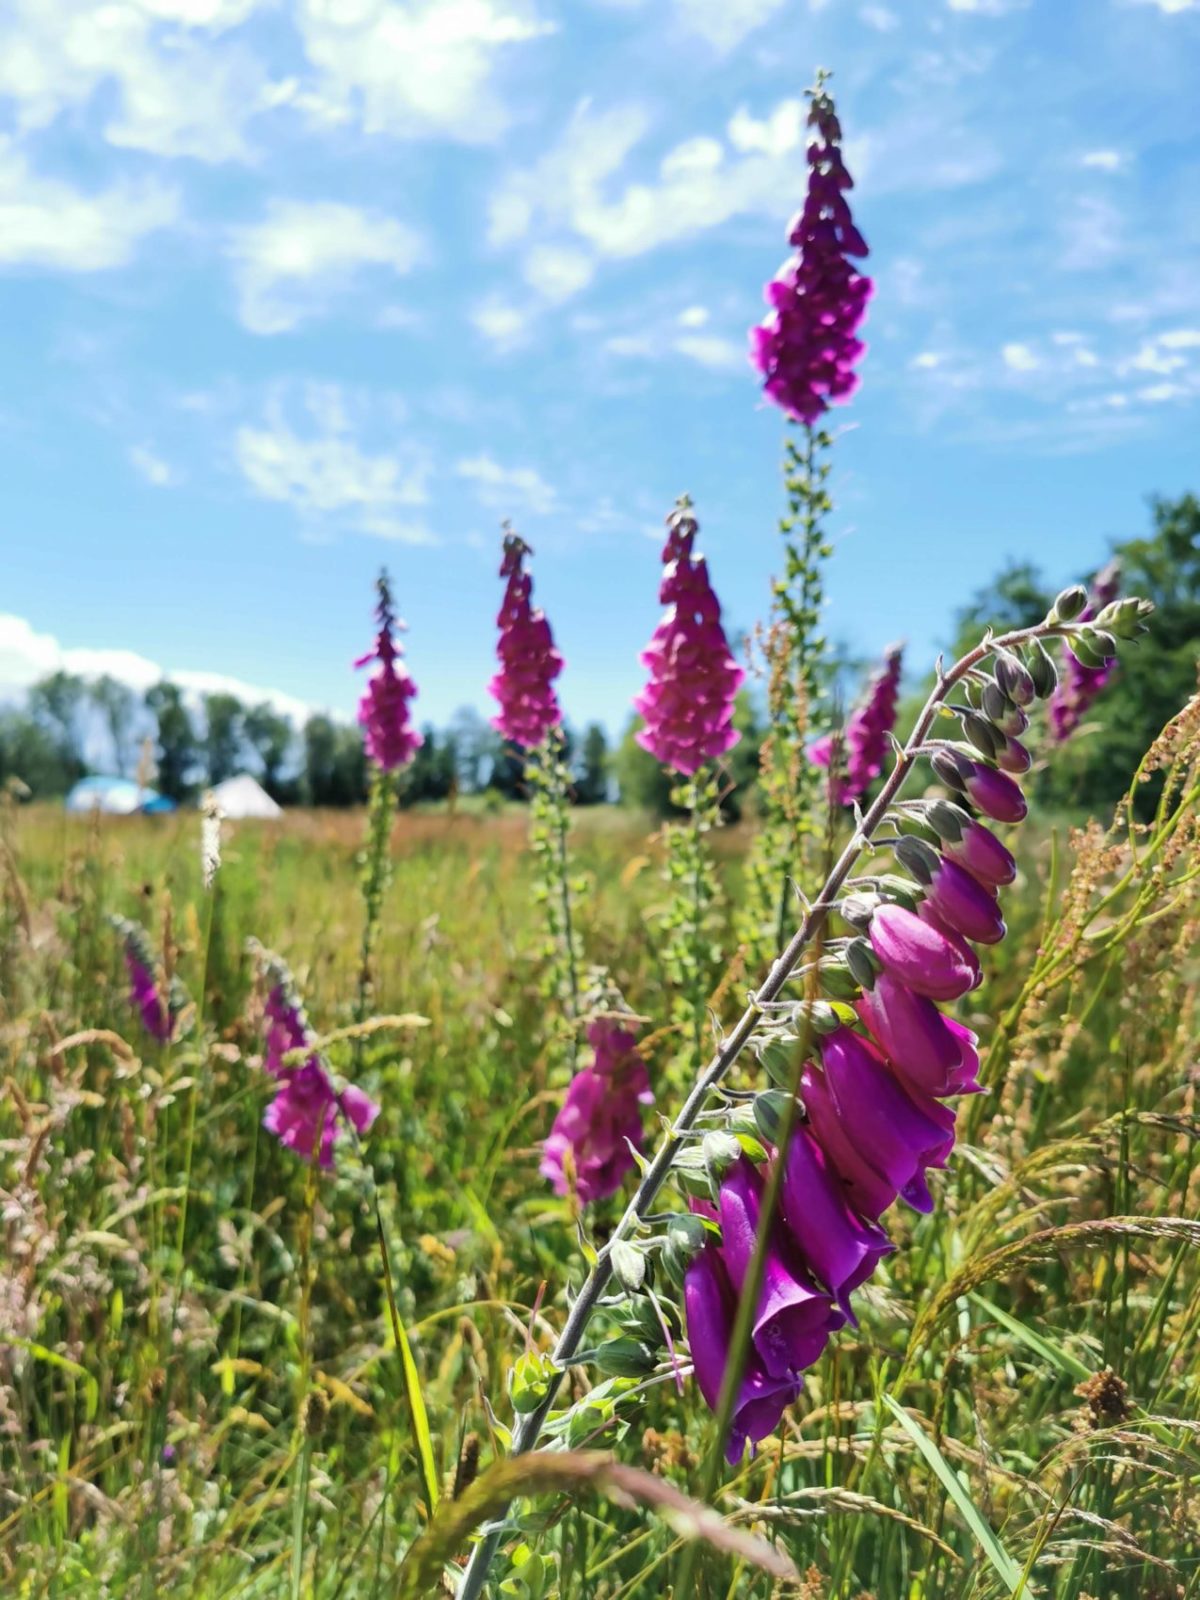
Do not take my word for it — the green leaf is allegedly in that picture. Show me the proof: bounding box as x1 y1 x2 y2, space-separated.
883 1395 1023 1593
970 1294 1092 1382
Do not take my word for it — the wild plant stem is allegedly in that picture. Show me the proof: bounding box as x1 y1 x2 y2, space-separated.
455 617 1073 1600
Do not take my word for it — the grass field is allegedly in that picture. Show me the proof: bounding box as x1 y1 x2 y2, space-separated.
2 711 1200 1599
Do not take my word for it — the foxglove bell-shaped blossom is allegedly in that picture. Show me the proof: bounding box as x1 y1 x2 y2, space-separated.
924 857 1007 945
355 571 422 772
809 644 902 804
817 1027 955 1214
489 532 564 751
113 916 177 1042
870 902 979 1000
1049 561 1122 741
751 84 873 424
717 1157 845 1379
855 973 982 1099
945 819 1017 888
964 762 1028 823
683 1244 802 1464
254 948 380 1169
540 1019 652 1204
778 1128 892 1319
634 499 745 776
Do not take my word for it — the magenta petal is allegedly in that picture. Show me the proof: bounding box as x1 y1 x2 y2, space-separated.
945 820 1017 888
927 859 1007 946
779 1126 892 1319
855 973 980 1098
870 903 978 1000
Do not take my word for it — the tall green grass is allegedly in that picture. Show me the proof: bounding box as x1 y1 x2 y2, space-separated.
2 697 1198 1599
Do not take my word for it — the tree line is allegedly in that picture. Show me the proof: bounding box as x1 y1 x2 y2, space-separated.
3 494 1195 814
0 677 617 808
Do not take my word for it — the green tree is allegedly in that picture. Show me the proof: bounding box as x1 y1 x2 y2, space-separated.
613 715 674 814
89 675 139 777
243 702 293 798
145 682 197 801
575 723 610 805
27 670 88 781
203 693 243 786
0 710 76 796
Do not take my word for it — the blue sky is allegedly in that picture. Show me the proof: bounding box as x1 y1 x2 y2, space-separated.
1 0 1198 737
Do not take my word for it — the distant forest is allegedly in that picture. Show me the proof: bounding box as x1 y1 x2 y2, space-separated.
3 494 1196 815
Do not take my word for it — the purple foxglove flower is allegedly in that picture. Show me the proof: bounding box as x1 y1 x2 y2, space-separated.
540 1019 652 1204
916 903 984 989
799 1063 896 1221
683 1243 802 1464
488 532 564 751
751 86 873 423
962 762 1027 824
996 736 1032 776
855 973 982 1099
778 1126 892 1320
817 1027 956 1215
944 819 1017 888
263 1059 380 1168
809 644 903 804
355 571 422 772
633 499 745 776
255 950 380 1169
1049 561 1121 742
870 903 979 1000
924 858 1006 946
717 1157 845 1378
113 916 176 1042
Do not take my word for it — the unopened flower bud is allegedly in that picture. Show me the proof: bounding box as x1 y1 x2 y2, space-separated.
594 1335 657 1377
994 649 1036 706
894 835 940 885
1066 632 1106 670
980 680 1011 725
840 890 880 928
1051 584 1089 622
845 936 880 991
962 712 1003 759
1095 597 1154 639
931 749 970 791
753 1089 797 1144
702 1131 742 1187
816 962 861 1002
1024 637 1059 698
924 799 970 843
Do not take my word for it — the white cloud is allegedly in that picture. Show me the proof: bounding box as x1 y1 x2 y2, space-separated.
1059 196 1124 271
129 445 176 486
727 99 804 158
1159 328 1200 349
522 244 594 302
672 0 787 51
235 390 433 544
910 351 945 369
0 0 270 162
0 138 177 272
0 613 312 723
228 200 425 335
293 0 554 142
491 97 810 263
947 0 1025 12
1123 338 1188 375
677 305 710 328
471 298 532 347
1002 342 1040 371
1080 149 1124 171
1132 0 1198 11
456 454 558 515
673 333 744 371
1137 381 1188 401
861 3 899 27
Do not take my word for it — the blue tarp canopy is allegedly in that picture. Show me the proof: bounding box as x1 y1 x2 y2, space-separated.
65 776 176 815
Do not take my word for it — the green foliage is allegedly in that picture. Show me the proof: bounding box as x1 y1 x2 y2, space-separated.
203 691 244 786
145 678 198 800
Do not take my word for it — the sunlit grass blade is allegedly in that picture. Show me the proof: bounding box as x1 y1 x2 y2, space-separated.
884 1395 1024 1593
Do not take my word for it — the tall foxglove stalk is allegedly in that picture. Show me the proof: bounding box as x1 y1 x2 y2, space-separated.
742 74 874 963
809 643 904 804
455 587 1153 1600
488 531 582 1061
353 571 420 1032
1048 561 1122 741
634 496 743 1068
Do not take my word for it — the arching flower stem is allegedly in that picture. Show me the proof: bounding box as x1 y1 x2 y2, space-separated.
454 614 1102 1600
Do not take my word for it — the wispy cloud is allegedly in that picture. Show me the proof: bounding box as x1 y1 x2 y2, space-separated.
129 445 176 487
0 137 177 271
228 200 425 335
456 454 558 515
235 388 433 544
